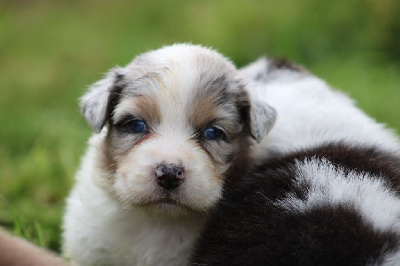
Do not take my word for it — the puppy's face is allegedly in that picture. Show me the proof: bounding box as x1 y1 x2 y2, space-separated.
81 44 276 215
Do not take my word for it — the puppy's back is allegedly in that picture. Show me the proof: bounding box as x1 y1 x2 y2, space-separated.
191 144 400 265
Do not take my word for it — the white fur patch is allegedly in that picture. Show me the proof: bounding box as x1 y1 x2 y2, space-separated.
275 158 400 236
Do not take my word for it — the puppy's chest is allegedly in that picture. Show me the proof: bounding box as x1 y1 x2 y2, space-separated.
99 216 205 266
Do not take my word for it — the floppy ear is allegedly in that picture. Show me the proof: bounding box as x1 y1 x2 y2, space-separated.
80 67 126 133
248 98 277 143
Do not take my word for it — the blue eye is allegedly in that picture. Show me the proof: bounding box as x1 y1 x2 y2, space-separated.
203 127 225 140
126 119 147 133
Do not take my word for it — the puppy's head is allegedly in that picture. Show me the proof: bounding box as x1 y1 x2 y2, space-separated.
81 44 276 216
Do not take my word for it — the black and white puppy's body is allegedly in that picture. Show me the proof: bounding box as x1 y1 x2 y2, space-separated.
191 59 400 265
62 44 276 265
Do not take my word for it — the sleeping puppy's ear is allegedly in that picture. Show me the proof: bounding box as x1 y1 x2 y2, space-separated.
248 98 277 143
80 67 126 133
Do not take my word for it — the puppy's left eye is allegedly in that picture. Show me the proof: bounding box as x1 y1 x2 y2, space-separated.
203 127 225 140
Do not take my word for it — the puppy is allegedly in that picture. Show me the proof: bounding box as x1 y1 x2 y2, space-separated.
61 44 277 265
191 58 400 265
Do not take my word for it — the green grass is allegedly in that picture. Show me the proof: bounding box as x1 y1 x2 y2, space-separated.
1 0 399 254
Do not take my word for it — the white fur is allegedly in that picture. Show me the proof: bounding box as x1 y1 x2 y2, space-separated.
382 250 400 266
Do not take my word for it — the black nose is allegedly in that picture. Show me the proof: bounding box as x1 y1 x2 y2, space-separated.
155 163 185 190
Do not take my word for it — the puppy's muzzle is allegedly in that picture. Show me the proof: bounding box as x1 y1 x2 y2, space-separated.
155 163 185 190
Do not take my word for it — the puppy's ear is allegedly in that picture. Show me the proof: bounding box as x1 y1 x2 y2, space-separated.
248 98 277 143
80 67 126 133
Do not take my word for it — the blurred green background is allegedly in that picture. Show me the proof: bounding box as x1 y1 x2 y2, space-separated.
1 0 399 253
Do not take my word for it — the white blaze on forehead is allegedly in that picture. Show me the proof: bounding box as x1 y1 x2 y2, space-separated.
155 60 199 132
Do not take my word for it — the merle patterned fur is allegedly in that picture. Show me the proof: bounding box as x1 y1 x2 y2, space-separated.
191 143 400 266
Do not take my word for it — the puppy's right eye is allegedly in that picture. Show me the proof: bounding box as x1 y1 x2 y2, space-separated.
203 126 225 140
119 119 147 134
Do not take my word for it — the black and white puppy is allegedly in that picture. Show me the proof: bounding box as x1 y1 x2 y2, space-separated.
62 44 276 265
191 59 400 265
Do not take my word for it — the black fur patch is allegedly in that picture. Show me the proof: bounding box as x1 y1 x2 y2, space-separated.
197 73 231 107
253 57 307 82
191 143 400 265
103 81 125 129
268 57 306 73
101 72 125 128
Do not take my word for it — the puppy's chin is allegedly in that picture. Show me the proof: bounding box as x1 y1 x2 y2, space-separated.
110 175 222 218
109 184 216 218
